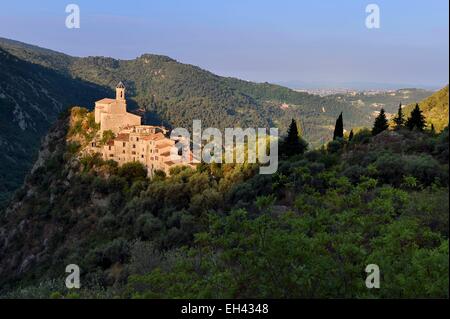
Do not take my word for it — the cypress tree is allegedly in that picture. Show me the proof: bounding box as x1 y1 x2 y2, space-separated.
393 103 405 129
431 123 436 135
406 103 426 131
348 129 354 141
372 108 389 136
333 112 344 140
280 119 308 157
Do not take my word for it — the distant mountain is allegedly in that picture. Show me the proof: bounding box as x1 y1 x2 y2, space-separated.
403 86 449 132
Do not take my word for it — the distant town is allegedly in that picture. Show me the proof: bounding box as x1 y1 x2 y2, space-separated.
294 87 436 97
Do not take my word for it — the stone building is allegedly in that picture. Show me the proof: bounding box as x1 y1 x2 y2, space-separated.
94 82 141 134
92 82 194 176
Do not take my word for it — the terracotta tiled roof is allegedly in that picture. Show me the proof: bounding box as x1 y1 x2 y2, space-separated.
156 142 172 149
152 133 165 140
95 98 116 104
115 133 130 141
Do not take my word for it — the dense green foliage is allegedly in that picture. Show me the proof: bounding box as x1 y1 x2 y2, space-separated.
403 86 449 132
0 109 448 298
0 48 109 208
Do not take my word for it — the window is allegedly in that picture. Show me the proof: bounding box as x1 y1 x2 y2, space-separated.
136 137 139 141
123 142 126 147
123 150 125 154
110 154 114 157
133 144 136 148
141 155 144 158
108 146 112 151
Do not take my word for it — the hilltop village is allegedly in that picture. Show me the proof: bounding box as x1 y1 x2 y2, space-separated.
88 82 194 177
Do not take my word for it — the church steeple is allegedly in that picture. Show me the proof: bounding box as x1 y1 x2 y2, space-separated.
116 81 126 101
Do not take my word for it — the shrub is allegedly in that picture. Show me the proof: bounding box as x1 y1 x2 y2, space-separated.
88 238 131 269
403 155 445 186
351 128 372 144
134 214 163 240
118 162 148 184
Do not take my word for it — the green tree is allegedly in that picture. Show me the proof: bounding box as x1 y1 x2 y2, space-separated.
118 162 148 184
280 119 308 157
406 104 426 131
393 103 405 129
348 129 354 141
372 108 389 136
333 112 344 140
101 130 116 145
431 124 436 135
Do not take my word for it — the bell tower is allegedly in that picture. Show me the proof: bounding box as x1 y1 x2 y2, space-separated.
116 81 126 101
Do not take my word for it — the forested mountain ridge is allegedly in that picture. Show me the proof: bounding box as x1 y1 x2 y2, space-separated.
0 106 448 298
0 47 110 206
0 37 371 139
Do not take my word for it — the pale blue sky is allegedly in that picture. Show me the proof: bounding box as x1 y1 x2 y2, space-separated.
0 0 448 88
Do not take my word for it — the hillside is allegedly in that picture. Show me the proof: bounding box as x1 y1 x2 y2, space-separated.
403 86 449 132
0 48 110 207
0 108 448 298
0 37 376 206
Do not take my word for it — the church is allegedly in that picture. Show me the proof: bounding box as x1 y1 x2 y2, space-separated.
94 82 141 134
90 82 194 176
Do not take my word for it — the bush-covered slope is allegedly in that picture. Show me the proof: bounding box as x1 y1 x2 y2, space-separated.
403 86 449 132
0 107 448 298
0 48 110 207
